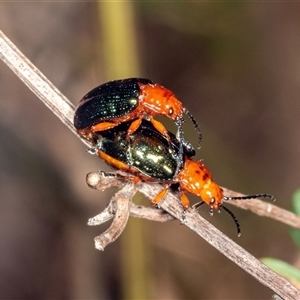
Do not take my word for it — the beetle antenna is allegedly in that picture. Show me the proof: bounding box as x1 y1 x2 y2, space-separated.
223 193 275 202
183 108 202 149
221 205 241 237
193 201 241 236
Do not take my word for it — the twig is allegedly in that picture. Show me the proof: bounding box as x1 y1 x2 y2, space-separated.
86 171 300 299
86 172 175 226
88 200 174 226
0 30 89 147
224 188 300 230
93 182 137 251
1 29 300 299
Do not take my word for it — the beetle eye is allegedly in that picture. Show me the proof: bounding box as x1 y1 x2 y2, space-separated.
168 108 174 116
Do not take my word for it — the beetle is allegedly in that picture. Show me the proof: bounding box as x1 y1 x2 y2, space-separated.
92 119 195 181
92 119 274 235
74 78 202 154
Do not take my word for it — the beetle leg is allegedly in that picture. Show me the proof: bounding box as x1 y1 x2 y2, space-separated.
127 118 143 138
126 118 143 164
91 121 119 132
114 170 141 183
86 146 98 155
151 118 184 170
150 119 171 143
180 192 190 210
98 170 118 178
151 118 183 168
122 174 141 183
151 186 169 207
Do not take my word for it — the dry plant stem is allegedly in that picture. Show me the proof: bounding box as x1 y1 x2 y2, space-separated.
86 171 124 191
88 171 300 300
129 204 175 222
87 199 116 226
0 30 89 147
223 188 300 230
88 202 174 226
1 29 299 299
93 183 137 251
86 172 175 225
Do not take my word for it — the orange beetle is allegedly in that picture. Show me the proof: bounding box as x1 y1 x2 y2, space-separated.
74 78 202 150
90 120 275 235
152 157 274 235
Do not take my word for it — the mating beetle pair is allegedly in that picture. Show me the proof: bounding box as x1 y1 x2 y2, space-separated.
74 78 202 167
74 78 274 235
89 119 274 235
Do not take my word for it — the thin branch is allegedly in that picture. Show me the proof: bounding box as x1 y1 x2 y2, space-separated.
129 204 175 222
87 171 300 300
1 29 299 299
93 182 137 251
0 30 89 147
88 200 174 226
224 188 300 230
86 172 175 225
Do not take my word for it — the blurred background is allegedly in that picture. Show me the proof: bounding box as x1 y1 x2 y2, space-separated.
0 2 300 299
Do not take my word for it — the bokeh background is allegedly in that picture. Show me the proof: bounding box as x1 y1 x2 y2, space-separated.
0 2 300 299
